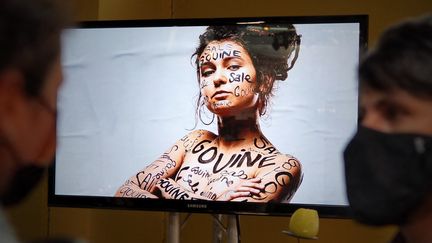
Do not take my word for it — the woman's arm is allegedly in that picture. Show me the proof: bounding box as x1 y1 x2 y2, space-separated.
114 143 184 198
230 155 302 202
114 130 213 198
115 180 159 198
216 177 265 201
156 178 210 200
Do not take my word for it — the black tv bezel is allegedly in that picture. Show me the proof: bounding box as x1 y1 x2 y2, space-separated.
48 15 368 218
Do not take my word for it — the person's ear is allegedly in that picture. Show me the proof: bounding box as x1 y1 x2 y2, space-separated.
0 69 27 117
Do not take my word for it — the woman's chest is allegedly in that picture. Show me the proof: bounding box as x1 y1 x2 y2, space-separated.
174 142 278 197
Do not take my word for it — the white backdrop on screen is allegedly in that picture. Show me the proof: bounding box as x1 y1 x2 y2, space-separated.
56 24 359 206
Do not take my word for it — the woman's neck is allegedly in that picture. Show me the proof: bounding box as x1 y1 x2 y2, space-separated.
216 110 262 151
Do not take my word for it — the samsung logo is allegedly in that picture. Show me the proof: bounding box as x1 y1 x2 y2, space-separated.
187 204 207 209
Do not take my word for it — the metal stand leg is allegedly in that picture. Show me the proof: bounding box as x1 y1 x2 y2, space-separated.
212 214 224 243
167 212 180 243
227 215 238 243
167 213 239 243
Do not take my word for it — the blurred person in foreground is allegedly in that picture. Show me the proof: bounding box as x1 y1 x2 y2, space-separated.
344 15 432 243
0 0 70 242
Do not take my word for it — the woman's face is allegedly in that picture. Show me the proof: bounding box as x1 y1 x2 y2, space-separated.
198 40 259 117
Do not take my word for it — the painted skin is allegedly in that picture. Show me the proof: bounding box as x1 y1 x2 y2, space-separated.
115 41 302 202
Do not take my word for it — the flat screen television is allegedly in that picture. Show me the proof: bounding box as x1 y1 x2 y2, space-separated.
49 15 368 217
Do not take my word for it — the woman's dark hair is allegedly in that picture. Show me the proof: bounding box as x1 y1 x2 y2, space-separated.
192 24 301 120
0 0 71 97
359 15 432 98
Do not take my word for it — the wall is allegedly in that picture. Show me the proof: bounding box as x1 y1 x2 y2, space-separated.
89 0 432 45
6 0 432 242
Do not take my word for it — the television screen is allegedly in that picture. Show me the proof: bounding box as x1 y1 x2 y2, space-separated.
49 16 367 217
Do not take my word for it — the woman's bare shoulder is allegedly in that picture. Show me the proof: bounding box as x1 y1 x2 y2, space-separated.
274 153 301 165
187 129 217 139
273 153 302 173
276 153 300 161
179 129 217 152
257 151 301 172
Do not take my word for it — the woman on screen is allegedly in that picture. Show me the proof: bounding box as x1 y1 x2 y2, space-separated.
115 25 303 202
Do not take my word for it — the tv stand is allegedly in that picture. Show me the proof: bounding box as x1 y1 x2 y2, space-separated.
167 212 180 243
166 213 239 243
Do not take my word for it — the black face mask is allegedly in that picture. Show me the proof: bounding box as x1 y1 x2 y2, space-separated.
343 126 432 226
